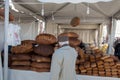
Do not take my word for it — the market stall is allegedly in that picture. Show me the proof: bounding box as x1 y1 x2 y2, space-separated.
1 0 120 80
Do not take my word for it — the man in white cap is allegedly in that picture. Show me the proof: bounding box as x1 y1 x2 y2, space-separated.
50 36 78 80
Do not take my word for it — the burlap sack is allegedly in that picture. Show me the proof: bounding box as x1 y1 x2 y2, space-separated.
33 44 54 57
36 33 57 45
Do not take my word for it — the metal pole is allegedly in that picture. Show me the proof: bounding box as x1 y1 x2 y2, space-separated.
0 51 3 80
108 18 116 54
4 0 9 80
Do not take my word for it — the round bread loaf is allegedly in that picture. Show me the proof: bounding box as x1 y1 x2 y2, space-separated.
36 33 57 45
31 67 50 72
31 55 51 62
21 40 36 45
31 62 51 69
70 17 80 27
11 54 31 61
59 32 79 38
11 44 33 54
33 44 54 57
10 66 30 70
69 37 81 47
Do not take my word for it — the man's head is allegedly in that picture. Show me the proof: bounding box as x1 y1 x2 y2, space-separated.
58 36 69 46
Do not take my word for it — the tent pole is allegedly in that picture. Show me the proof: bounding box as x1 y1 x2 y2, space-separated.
4 0 9 80
108 18 116 54
0 51 3 80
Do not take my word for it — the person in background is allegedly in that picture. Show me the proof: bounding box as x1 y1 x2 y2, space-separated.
113 38 120 59
114 43 120 60
79 40 85 50
50 36 78 80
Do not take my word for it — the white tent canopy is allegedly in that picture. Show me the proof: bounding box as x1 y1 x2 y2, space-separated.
39 0 112 3
10 0 120 25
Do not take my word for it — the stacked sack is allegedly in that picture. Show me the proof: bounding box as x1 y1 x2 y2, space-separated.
31 33 57 72
77 48 120 78
10 40 34 70
59 32 81 74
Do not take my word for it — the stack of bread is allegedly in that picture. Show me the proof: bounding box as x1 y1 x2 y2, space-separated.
31 33 57 72
76 47 120 78
10 41 34 70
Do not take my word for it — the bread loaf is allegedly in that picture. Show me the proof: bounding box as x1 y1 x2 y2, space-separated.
11 61 31 66
10 66 30 70
36 33 57 45
97 61 104 66
34 44 54 56
11 54 31 61
21 40 36 45
31 55 51 63
31 67 50 72
70 17 80 27
91 62 96 68
11 44 33 54
69 37 81 47
59 32 79 38
31 62 51 69
101 55 110 60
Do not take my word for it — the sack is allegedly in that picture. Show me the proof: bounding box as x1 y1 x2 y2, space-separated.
36 33 57 45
